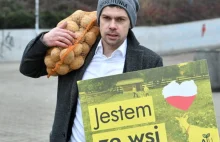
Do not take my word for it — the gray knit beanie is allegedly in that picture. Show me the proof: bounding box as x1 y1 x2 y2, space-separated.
97 0 140 28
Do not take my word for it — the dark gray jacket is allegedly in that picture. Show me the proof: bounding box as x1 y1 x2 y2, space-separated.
20 30 163 142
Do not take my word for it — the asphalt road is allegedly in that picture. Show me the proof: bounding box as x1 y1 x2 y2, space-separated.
0 52 219 142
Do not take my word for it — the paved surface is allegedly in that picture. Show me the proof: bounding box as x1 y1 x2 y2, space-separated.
0 52 219 141
0 62 57 142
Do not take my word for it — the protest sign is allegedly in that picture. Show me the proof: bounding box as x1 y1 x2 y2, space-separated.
77 60 219 142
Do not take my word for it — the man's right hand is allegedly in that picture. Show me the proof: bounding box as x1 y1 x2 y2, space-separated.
42 22 76 48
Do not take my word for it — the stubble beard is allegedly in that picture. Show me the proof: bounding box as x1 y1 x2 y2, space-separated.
103 34 123 49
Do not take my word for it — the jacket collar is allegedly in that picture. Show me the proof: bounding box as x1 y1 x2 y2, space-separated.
123 29 144 72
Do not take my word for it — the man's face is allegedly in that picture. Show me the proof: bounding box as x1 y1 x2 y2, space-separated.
99 6 130 49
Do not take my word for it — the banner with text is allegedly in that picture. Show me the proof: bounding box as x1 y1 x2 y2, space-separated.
77 60 219 142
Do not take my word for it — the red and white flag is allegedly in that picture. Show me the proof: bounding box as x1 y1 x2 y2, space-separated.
162 80 197 111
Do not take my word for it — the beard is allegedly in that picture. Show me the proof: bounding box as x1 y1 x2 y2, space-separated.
102 32 124 49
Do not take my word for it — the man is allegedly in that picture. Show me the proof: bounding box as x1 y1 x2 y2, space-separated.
143 85 150 96
132 86 138 98
20 0 163 141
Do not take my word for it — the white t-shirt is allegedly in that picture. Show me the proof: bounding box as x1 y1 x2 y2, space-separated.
70 39 127 142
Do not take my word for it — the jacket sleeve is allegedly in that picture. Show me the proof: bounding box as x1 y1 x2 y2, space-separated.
155 56 163 67
19 32 49 78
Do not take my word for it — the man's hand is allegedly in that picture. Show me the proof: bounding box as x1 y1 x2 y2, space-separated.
42 22 76 48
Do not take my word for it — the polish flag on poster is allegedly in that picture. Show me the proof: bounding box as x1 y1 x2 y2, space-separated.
162 80 197 111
